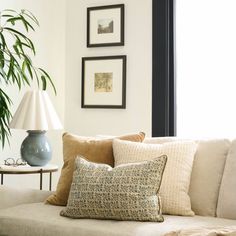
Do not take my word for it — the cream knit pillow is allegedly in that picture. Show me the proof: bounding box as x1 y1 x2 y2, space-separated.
113 139 197 216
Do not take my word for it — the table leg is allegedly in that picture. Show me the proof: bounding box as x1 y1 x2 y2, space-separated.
1 174 3 185
40 169 43 190
49 172 52 191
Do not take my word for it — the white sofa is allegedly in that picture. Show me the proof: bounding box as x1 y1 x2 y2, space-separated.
1 137 236 236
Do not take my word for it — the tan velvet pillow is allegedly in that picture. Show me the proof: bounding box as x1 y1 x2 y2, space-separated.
46 132 145 206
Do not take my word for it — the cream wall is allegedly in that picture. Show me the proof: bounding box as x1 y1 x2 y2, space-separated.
0 0 152 189
65 0 152 137
0 0 66 190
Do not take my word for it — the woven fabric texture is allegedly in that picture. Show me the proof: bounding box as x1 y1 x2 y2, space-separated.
60 156 167 222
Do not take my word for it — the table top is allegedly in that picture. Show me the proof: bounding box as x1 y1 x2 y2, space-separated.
0 164 58 174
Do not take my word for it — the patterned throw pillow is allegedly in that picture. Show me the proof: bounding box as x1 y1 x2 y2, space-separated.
60 155 167 222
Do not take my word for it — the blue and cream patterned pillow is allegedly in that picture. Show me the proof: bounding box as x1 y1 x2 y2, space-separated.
60 155 167 222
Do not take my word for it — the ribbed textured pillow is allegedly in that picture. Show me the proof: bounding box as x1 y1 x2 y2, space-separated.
46 132 145 206
60 156 167 222
113 139 197 216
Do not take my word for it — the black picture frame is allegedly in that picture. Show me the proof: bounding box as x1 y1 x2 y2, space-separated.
87 4 125 47
81 55 126 109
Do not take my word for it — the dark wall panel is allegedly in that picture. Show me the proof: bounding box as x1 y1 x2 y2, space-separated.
152 0 176 137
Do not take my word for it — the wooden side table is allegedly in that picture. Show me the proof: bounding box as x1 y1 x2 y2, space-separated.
0 164 58 191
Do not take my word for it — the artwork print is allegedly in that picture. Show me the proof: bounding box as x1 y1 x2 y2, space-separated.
97 19 114 34
94 73 113 92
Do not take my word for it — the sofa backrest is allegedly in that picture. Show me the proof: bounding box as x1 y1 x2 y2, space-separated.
143 137 233 218
217 139 236 220
188 139 230 216
0 186 52 210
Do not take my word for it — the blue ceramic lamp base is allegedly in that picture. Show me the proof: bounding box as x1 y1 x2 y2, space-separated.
21 130 52 166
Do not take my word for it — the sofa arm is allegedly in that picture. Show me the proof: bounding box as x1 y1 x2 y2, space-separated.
0 186 53 209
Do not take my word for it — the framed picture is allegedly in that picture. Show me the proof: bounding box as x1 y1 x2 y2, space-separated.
81 55 126 109
87 4 125 47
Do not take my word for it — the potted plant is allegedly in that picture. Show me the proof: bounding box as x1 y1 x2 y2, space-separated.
0 9 55 148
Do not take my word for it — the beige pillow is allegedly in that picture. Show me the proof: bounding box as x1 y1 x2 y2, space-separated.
144 137 230 216
217 139 236 219
113 139 197 216
60 155 167 222
189 139 230 216
46 132 145 206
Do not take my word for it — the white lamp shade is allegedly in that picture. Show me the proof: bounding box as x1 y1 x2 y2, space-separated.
10 90 63 130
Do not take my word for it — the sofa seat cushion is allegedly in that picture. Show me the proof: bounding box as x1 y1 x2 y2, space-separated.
0 203 236 236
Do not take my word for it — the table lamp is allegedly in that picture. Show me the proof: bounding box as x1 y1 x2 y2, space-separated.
9 90 63 166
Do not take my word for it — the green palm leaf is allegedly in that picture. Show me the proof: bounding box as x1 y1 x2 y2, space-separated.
0 9 56 148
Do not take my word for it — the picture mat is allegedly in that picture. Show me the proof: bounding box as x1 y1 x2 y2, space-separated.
90 8 121 44
84 59 123 106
